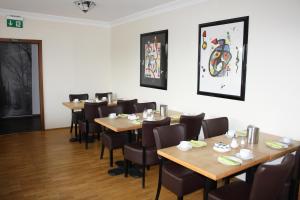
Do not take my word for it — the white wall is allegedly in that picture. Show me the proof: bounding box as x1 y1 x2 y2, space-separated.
0 16 112 129
111 0 300 140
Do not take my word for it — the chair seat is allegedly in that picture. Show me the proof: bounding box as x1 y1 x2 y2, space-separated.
124 143 159 165
208 181 251 200
162 161 205 197
102 132 128 150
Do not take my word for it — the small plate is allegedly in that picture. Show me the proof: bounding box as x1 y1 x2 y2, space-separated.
235 153 253 160
217 156 242 166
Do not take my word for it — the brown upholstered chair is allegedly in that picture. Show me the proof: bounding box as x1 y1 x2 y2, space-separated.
202 117 228 139
78 102 107 149
69 94 89 134
281 147 300 200
124 117 171 188
179 113 205 140
133 102 156 113
153 124 205 200
117 99 138 114
95 92 112 100
208 153 295 200
98 105 129 167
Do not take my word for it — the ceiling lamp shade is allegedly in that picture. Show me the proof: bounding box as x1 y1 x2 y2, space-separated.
73 0 96 13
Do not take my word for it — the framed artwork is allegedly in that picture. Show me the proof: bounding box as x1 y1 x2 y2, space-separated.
140 30 168 90
197 16 249 101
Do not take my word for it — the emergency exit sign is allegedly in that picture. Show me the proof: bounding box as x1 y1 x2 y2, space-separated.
6 16 23 28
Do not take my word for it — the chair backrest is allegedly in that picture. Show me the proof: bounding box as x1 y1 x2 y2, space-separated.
117 99 138 114
202 117 228 139
69 93 89 101
249 154 295 200
180 113 205 140
98 105 123 118
133 102 156 113
153 124 186 150
142 117 171 148
95 92 112 100
84 102 107 123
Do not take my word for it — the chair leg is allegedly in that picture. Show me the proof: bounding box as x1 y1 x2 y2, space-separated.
122 147 124 155
110 150 113 167
142 147 146 188
100 143 104 159
177 196 183 200
124 159 129 177
155 160 163 200
142 164 145 188
147 166 150 170
79 130 82 143
85 122 89 149
97 132 100 141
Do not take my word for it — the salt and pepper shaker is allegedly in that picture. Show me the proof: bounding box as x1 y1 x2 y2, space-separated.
230 135 239 148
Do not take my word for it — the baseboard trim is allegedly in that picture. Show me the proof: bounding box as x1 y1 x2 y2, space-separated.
45 127 69 131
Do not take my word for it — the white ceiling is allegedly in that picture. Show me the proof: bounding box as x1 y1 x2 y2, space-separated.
0 0 178 22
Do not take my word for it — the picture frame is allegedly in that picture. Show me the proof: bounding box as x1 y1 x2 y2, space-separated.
140 30 168 90
197 16 249 101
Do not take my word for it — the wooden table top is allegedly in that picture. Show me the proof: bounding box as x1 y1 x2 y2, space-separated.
63 100 117 110
94 110 182 132
157 133 300 181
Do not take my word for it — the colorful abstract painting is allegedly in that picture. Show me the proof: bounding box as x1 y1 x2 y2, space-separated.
197 17 249 101
144 40 161 79
140 30 168 90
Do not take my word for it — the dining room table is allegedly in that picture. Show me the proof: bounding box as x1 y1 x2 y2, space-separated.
94 110 182 132
157 132 300 200
94 109 183 176
62 100 118 142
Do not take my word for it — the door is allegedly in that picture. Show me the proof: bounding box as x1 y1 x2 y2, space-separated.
0 39 44 134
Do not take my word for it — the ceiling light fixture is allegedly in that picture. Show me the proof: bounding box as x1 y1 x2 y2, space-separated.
73 0 96 13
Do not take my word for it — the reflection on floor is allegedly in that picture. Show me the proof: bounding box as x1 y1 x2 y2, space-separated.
0 115 41 134
0 128 203 200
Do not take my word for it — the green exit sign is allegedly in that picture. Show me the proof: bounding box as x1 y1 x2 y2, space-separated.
6 16 23 28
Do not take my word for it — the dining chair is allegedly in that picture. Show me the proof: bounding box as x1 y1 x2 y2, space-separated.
133 101 157 142
124 117 171 188
117 99 138 114
78 102 107 149
98 105 129 167
281 147 300 200
69 93 89 134
133 102 156 113
208 153 295 200
153 124 205 200
179 113 205 140
95 92 112 100
202 117 228 139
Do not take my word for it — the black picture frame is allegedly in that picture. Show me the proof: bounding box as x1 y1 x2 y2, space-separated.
140 30 168 90
197 16 249 101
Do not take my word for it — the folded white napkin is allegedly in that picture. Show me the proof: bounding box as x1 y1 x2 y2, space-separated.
177 141 192 151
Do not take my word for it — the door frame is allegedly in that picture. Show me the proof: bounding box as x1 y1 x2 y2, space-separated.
0 38 45 130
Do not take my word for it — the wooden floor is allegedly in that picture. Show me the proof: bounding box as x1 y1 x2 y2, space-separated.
0 128 204 200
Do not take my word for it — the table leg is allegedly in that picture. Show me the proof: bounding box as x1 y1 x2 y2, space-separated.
246 165 258 184
108 160 142 177
204 177 217 200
